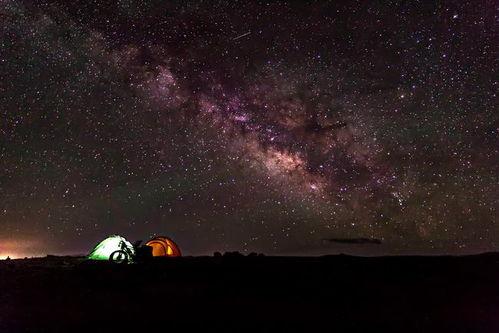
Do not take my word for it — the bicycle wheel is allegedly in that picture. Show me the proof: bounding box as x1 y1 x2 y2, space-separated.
109 250 129 263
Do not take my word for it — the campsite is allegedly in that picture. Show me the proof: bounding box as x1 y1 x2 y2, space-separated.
1 246 499 332
87 235 182 263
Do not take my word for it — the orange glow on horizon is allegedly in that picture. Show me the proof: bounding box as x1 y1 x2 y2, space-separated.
0 238 45 259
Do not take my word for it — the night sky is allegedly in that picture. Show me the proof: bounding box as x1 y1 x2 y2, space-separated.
0 0 497 258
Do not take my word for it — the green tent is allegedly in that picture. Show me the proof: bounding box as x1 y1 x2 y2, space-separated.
88 235 135 262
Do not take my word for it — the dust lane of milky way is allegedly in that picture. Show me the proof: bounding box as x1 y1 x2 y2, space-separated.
0 1 497 257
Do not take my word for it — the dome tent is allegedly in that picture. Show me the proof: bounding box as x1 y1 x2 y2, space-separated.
145 236 181 257
88 235 135 262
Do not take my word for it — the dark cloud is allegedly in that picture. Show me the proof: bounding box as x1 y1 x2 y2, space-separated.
324 238 383 245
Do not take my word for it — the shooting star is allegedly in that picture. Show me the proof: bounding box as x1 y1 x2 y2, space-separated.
233 31 251 41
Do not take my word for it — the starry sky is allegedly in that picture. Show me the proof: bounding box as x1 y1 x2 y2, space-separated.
0 0 497 258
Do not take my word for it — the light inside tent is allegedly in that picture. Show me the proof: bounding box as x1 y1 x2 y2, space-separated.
88 235 135 261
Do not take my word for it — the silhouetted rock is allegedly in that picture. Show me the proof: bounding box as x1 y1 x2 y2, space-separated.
223 251 243 257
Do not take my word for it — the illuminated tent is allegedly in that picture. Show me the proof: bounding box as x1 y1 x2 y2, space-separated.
88 235 135 262
145 236 181 257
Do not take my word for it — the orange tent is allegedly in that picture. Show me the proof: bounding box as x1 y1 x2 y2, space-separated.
145 236 181 257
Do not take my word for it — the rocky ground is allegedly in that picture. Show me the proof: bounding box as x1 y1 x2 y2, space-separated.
1 254 498 332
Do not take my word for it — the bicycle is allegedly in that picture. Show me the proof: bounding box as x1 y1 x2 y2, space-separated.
109 240 135 263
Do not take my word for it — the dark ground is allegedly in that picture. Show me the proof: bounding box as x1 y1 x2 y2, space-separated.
1 254 499 332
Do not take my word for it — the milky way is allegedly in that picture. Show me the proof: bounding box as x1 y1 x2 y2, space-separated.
0 1 497 257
